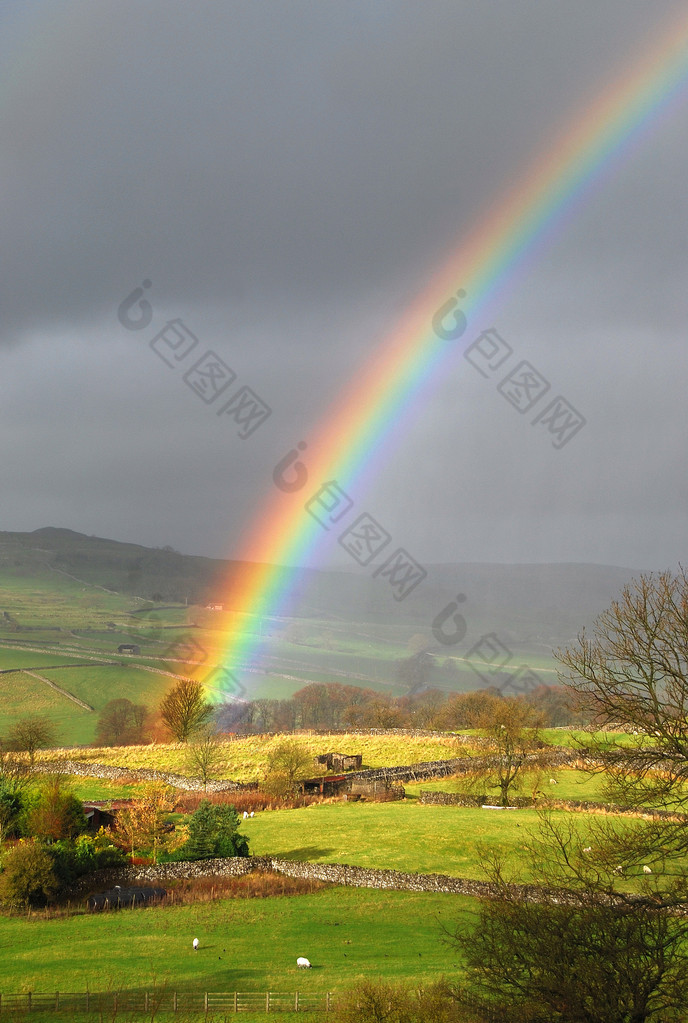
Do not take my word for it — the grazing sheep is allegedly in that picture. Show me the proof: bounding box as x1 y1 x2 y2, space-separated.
193 938 199 951
643 865 652 874
250 811 255 817
243 811 249 819
296 957 311 969
549 778 557 785
582 847 592 854
614 865 624 874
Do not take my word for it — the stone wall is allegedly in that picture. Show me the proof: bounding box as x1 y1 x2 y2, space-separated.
419 791 487 806
417 791 688 819
36 745 580 793
65 854 568 905
34 759 245 792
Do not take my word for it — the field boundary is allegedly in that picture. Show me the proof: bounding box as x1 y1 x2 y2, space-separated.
65 851 594 905
0 989 332 1014
35 747 581 793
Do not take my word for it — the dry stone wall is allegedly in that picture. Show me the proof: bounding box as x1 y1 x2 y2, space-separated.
36 744 580 792
34 759 245 792
65 854 569 905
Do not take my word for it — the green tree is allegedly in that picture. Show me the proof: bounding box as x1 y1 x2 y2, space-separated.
0 841 58 908
0 746 28 844
183 800 248 859
160 679 213 742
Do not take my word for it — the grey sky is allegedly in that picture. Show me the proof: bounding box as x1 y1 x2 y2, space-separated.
1 0 686 570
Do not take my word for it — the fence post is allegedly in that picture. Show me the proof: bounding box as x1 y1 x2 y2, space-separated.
294 991 299 1011
266 991 270 1012
326 991 331 1012
204 992 208 1012
144 992 149 1011
173 991 178 1012
233 991 237 1012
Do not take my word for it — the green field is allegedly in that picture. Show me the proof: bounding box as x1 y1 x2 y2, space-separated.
240 801 602 881
404 767 611 803
0 888 474 994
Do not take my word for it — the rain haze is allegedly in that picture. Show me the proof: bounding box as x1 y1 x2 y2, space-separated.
1 0 686 573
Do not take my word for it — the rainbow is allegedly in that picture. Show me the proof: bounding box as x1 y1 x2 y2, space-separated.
205 8 688 699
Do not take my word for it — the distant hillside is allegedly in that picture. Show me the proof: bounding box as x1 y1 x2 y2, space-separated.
0 527 643 651
0 527 650 743
0 527 227 605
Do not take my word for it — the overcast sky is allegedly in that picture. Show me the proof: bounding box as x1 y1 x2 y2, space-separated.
1 0 686 571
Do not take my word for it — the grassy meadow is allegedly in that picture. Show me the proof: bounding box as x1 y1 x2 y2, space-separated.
36 732 477 781
0 887 474 993
240 800 605 881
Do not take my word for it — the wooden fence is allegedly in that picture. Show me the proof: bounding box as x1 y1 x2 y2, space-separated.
0 990 332 1014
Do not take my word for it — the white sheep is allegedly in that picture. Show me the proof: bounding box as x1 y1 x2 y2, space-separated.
643 865 652 874
582 846 592 854
614 865 624 874
549 778 557 785
193 938 199 951
296 957 311 969
243 811 249 819
250 811 255 817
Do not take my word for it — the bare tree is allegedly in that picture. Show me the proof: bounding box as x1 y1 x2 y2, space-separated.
5 716 58 765
263 738 313 796
159 679 213 742
557 568 688 811
186 731 224 790
462 695 546 806
448 828 688 1023
96 699 149 746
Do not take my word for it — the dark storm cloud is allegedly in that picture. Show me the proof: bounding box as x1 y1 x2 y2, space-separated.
0 0 686 568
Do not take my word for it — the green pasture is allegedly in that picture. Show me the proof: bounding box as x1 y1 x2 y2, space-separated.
0 888 474 993
404 767 611 803
0 661 170 746
241 801 602 881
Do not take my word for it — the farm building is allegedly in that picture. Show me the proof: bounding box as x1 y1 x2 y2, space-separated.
347 779 404 801
301 774 348 797
299 775 404 800
82 800 132 830
313 752 363 772
117 643 141 655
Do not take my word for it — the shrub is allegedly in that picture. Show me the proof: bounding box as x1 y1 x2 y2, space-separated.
336 979 467 1023
50 831 127 884
0 841 58 908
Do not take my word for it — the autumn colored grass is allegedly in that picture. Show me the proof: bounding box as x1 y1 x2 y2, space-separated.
35 732 479 784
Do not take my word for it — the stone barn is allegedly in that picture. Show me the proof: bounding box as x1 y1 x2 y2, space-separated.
313 752 363 772
117 643 141 655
